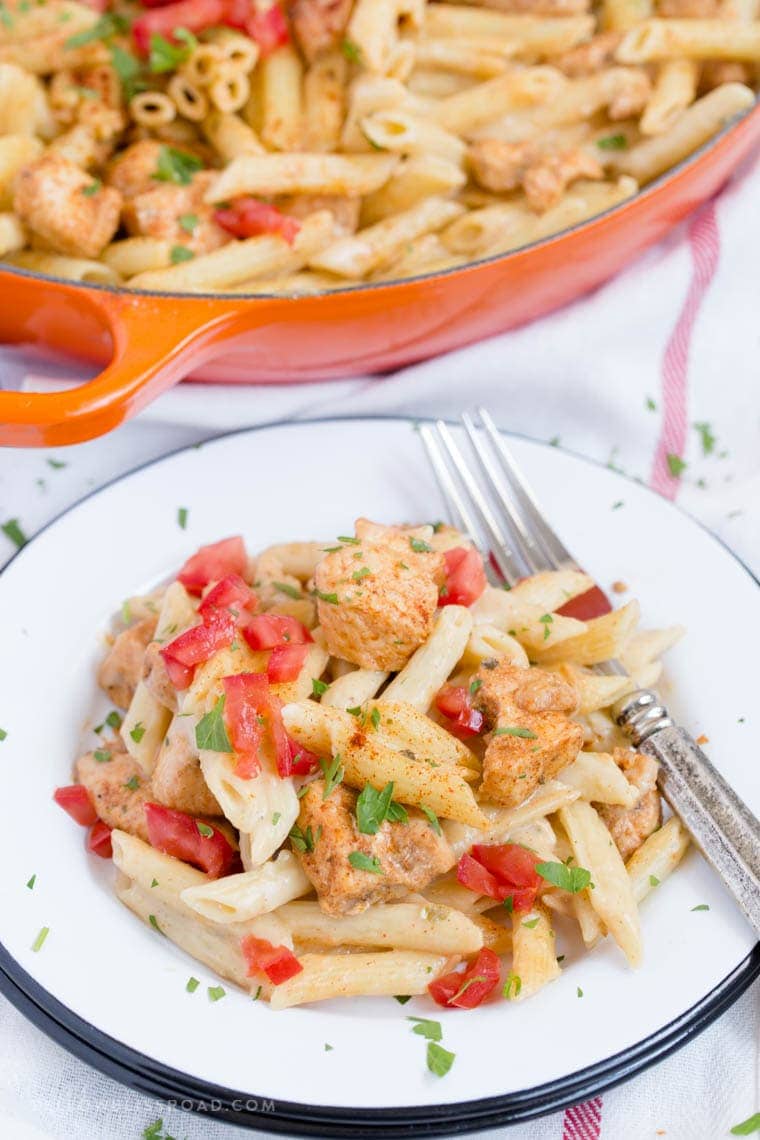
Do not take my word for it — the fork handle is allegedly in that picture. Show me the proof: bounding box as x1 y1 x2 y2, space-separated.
616 690 760 938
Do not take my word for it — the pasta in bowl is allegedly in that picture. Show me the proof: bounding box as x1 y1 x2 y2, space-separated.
0 0 757 293
55 518 691 1015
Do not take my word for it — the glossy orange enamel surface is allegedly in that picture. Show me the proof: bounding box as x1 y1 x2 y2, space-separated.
1 104 758 447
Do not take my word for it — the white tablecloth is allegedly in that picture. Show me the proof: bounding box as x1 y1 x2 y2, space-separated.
1 151 759 1139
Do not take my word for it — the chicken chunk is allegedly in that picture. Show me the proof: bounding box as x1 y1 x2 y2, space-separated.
474 661 583 807
314 519 444 671
141 640 178 713
151 724 221 817
76 741 152 842
123 171 229 255
98 616 158 710
287 0 354 61
296 780 454 915
607 69 651 121
556 31 621 77
597 748 662 861
523 149 604 212
277 193 360 234
105 139 165 199
13 154 122 257
468 139 537 194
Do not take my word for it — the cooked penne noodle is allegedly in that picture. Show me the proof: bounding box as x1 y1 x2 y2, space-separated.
509 905 561 999
372 699 479 770
534 599 641 665
181 851 312 923
602 0 653 33
269 950 449 1009
103 237 173 279
0 211 24 256
443 780 581 859
360 154 466 224
206 153 398 201
5 250 119 284
361 108 466 163
617 19 760 62
320 667 390 708
303 52 347 152
201 747 300 865
382 604 473 709
202 110 266 160
434 67 565 134
280 899 483 954
626 816 690 903
558 751 640 807
258 44 304 151
425 7 596 55
121 681 172 774
413 36 517 77
347 0 425 74
641 60 699 136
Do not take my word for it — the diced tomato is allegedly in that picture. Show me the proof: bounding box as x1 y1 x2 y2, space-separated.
556 585 612 621
87 820 113 859
441 546 487 608
227 1 290 55
241 935 302 984
53 785 98 828
133 0 229 53
457 843 542 912
435 684 484 738
160 606 236 690
267 643 309 683
428 948 501 1010
222 672 268 778
281 736 321 777
242 613 312 651
144 802 237 878
177 536 247 596
214 198 301 245
198 573 258 620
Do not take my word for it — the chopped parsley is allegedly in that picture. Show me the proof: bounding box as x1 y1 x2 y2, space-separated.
731 1113 760 1135
47 457 67 470
370 706 381 731
289 823 318 854
196 821 214 838
426 1041 455 1077
65 12 130 49
31 926 49 952
691 903 710 912
124 775 140 791
26 874 36 890
340 37 362 63
645 396 657 412
153 145 203 186
151 878 158 888
272 812 281 826
348 851 383 874
352 566 371 582
612 500 625 510
577 986 584 998
0 728 6 742
394 994 412 1005
312 677 330 697
596 133 627 150
207 984 226 1001
186 976 199 993
1 518 27 548
419 804 441 835
493 725 538 739
170 245 194 264
93 749 111 763
649 874 660 888
252 985 262 1000
130 722 146 744
535 861 592 894
503 895 514 913
320 753 344 798
407 1016 441 1042
81 179 101 197
324 1043 333 1052
149 28 196 73
356 781 403 835
503 972 522 999
177 506 188 529
149 914 162 933
522 917 540 929
539 613 553 640
195 696 233 752
469 677 482 696
105 710 122 730
693 420 716 456
409 536 432 553
274 581 302 599
313 588 339 605
667 453 687 478
179 213 199 234
110 44 144 101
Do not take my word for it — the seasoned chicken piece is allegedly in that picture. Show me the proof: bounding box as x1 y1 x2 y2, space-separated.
468 139 538 194
278 193 361 234
287 0 354 61
13 154 122 257
98 616 158 710
77 741 152 842
658 0 718 14
597 748 662 860
314 519 444 671
296 780 455 915
151 724 221 817
105 139 165 199
141 640 178 713
523 149 604 212
607 69 651 120
474 661 583 807
124 171 229 255
556 31 621 77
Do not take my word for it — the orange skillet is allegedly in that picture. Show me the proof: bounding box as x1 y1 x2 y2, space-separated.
1 100 758 448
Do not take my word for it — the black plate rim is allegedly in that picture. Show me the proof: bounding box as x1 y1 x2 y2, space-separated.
2 414 758 1136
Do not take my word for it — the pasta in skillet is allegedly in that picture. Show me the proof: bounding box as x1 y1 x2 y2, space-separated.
0 0 756 292
56 519 691 1011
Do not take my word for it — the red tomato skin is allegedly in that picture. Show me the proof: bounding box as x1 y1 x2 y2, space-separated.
162 654 194 689
144 802 237 878
435 685 484 738
470 843 541 889
222 672 267 778
53 785 98 828
134 0 289 54
198 573 257 619
282 737 321 777
87 820 113 858
214 199 301 244
267 643 309 683
428 948 501 1009
177 536 247 596
456 853 505 900
241 935 303 984
556 585 612 621
242 614 312 651
159 606 236 690
441 546 487 608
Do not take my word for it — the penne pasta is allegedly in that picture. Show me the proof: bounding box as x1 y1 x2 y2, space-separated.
280 899 484 954
269 950 449 1009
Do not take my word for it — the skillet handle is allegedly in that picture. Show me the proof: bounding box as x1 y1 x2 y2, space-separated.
0 298 240 447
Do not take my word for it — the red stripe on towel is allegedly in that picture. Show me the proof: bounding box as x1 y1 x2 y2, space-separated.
650 203 720 498
562 1095 603 1140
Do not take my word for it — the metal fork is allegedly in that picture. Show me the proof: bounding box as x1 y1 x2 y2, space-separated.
420 408 760 937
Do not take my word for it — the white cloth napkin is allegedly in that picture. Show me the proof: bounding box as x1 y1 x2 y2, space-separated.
1 151 759 1139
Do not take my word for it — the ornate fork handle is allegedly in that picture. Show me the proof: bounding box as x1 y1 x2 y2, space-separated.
617 690 760 937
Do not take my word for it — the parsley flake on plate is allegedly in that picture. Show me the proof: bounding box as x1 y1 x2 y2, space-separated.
503 971 521 999
667 453 687 478
177 506 188 529
208 984 226 1001
649 875 660 888
407 1016 442 1042
26 874 36 890
693 420 716 456
31 926 49 953
105 710 122 730
0 728 7 741
731 1112 760 1135
426 1041 455 1077
394 994 412 1005
149 914 163 933
2 518 27 549
691 903 710 912
186 976 199 993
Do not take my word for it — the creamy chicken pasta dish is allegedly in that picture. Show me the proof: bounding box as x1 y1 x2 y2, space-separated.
55 521 691 1011
0 1 756 292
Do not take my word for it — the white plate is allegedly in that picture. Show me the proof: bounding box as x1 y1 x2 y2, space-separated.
0 418 757 1135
